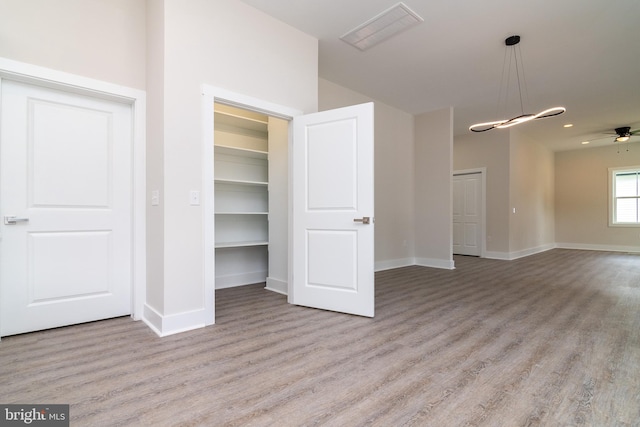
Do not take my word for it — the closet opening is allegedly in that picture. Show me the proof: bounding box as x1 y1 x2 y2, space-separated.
205 86 374 325
213 102 289 296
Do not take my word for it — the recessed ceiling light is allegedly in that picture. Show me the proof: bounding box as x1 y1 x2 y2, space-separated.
581 141 590 145
563 124 573 128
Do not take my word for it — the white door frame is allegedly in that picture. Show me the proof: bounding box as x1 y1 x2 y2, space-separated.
452 168 487 258
0 57 147 335
201 85 302 325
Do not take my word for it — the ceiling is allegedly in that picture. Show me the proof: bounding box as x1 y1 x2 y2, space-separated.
240 0 640 151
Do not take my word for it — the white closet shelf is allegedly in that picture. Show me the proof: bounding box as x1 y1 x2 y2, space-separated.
214 178 268 186
215 212 268 215
214 102 270 289
215 240 269 249
214 111 268 133
214 144 268 159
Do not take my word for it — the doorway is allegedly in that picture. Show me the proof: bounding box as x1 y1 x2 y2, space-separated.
202 86 301 325
202 86 376 324
212 103 288 293
453 169 486 257
0 59 146 338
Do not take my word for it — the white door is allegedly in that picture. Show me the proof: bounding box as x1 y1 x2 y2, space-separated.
453 172 482 256
0 80 133 336
291 103 375 317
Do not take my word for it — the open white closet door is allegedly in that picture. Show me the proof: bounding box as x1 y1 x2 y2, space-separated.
290 102 375 317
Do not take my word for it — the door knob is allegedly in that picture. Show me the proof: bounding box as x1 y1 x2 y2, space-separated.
353 216 371 224
4 216 29 225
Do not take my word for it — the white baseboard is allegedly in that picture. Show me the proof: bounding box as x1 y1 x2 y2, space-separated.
375 258 416 272
265 277 288 295
484 244 555 260
142 304 207 337
377 243 636 270
508 244 556 260
375 257 454 271
415 257 455 270
484 251 510 260
215 271 267 289
556 242 640 254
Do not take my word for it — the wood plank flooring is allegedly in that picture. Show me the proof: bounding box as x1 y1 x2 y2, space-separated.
1 249 639 426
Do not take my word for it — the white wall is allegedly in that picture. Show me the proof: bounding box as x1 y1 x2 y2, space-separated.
454 131 511 256
556 142 640 251
267 117 289 293
318 79 416 270
153 0 318 327
509 130 555 256
1 0 317 332
319 80 457 270
0 0 146 90
414 108 454 269
145 0 165 312
454 129 555 259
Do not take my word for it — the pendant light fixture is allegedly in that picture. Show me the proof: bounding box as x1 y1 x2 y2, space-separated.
469 35 565 133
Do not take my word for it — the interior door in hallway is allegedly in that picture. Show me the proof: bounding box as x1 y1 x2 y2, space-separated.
291 102 375 317
453 172 482 256
0 80 133 336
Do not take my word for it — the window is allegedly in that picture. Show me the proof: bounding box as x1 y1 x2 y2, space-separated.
610 166 640 226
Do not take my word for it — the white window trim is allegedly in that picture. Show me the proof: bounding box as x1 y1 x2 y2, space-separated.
609 165 640 227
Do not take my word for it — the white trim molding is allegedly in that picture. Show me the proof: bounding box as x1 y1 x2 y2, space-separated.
508 244 556 260
483 251 512 260
375 258 416 272
216 272 268 290
265 277 288 295
608 166 640 227
143 304 207 337
556 242 640 254
0 57 147 330
485 244 556 260
416 257 456 270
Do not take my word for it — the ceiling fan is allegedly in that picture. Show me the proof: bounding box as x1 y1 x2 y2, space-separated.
611 126 640 143
586 126 640 145
586 126 640 152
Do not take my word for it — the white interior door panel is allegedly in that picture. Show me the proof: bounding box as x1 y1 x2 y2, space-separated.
291 103 374 317
0 80 133 336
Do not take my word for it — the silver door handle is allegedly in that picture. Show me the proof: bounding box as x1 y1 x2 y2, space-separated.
4 216 29 225
353 216 371 224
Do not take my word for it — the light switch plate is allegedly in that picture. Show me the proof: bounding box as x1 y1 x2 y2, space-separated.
190 190 200 206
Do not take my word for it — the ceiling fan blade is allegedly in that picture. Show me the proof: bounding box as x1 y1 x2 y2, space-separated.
630 129 640 135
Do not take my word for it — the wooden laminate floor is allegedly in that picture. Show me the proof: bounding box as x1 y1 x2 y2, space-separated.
1 249 639 426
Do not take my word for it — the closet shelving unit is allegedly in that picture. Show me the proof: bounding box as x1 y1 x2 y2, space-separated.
214 104 269 288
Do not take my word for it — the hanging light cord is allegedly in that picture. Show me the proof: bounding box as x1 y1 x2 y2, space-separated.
469 35 565 133
514 43 525 115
